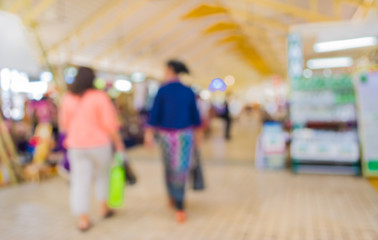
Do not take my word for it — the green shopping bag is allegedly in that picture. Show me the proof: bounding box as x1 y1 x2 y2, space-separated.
108 152 125 208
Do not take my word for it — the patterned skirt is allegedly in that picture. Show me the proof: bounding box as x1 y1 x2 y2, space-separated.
157 128 194 210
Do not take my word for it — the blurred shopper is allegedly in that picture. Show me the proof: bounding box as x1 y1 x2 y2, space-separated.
28 93 57 127
145 60 201 223
221 98 232 140
59 67 125 231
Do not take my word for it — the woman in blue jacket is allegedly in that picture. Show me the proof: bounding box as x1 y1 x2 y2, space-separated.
145 60 201 223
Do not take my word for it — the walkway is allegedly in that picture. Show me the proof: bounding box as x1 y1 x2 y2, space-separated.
1 118 378 240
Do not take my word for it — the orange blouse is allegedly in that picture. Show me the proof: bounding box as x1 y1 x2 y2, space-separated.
59 90 119 149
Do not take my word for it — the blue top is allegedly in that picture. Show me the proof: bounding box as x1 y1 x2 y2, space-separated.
148 81 201 130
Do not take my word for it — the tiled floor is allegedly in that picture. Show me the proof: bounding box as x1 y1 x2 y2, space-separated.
1 117 378 240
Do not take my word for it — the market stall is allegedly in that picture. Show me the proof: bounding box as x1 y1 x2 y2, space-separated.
288 16 378 175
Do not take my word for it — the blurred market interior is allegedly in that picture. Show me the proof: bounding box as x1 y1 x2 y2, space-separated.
1 0 378 239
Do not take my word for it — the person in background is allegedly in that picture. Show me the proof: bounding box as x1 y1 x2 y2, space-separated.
59 67 125 231
145 60 202 223
221 97 232 140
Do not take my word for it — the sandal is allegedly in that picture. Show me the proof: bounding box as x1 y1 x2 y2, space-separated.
176 211 187 223
103 210 115 219
78 221 92 232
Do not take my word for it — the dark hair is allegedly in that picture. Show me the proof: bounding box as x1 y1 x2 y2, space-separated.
69 67 95 95
167 60 190 74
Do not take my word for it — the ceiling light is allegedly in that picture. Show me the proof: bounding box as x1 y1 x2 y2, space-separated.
314 37 377 53
200 90 211 100
303 69 312 78
131 72 146 82
114 79 132 92
0 68 11 91
40 71 53 82
224 75 235 86
208 78 227 92
307 57 353 69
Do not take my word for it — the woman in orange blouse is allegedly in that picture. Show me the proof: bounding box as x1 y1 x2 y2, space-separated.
59 67 125 231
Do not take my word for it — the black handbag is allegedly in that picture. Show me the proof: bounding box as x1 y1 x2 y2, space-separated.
191 148 205 190
123 157 137 185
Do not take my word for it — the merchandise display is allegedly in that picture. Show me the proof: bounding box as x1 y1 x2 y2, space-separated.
255 122 287 169
290 75 356 124
290 75 360 175
291 129 359 162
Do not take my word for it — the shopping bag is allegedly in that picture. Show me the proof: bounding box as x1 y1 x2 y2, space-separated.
191 148 205 191
108 152 125 208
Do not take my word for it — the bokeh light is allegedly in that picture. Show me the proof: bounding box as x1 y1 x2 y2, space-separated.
199 89 211 100
224 75 235 86
114 79 132 92
131 72 146 82
208 78 227 92
94 78 107 90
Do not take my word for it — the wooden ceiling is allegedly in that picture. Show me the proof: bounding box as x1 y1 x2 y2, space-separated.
0 0 376 88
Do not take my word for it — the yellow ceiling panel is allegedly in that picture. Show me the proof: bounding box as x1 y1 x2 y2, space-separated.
204 22 240 34
217 35 245 45
221 38 271 75
182 4 228 19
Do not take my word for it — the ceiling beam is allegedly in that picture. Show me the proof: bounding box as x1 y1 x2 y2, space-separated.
183 32 223 62
334 0 342 18
154 20 217 62
233 11 289 33
248 31 285 75
121 20 210 73
189 44 232 70
110 22 188 70
182 5 273 74
73 0 150 55
247 0 336 21
342 0 377 7
351 0 378 19
93 0 184 63
310 0 318 12
23 0 57 25
7 0 30 13
102 1 201 68
47 0 123 54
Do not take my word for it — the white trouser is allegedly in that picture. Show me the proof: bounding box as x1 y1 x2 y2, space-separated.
68 145 112 216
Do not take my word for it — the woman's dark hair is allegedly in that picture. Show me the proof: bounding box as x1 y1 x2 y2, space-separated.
167 60 190 74
69 67 95 95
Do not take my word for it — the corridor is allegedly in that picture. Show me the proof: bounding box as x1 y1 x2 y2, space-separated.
0 119 378 240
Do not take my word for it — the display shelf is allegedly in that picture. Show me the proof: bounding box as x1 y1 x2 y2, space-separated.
289 75 361 175
291 163 361 175
255 122 287 170
304 121 357 130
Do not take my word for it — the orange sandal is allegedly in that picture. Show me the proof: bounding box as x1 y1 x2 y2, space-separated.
176 211 187 223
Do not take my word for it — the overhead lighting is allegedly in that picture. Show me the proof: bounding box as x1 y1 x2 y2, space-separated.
0 68 11 91
208 78 227 92
314 37 377 53
114 79 132 92
200 90 211 100
131 72 146 82
307 57 353 69
40 71 53 82
224 75 235 86
303 69 313 78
